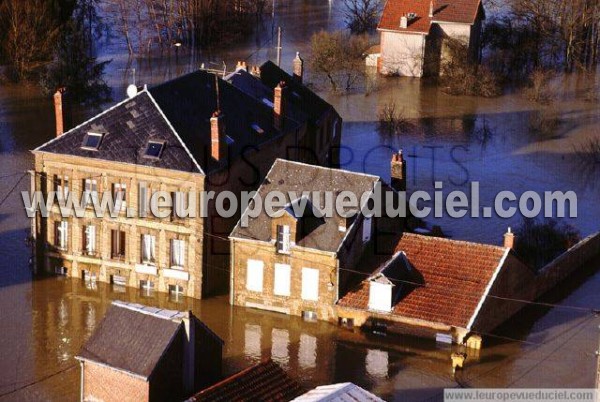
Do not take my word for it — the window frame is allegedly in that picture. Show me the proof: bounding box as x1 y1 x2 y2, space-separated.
246 259 264 293
81 132 104 151
273 263 292 297
143 140 165 159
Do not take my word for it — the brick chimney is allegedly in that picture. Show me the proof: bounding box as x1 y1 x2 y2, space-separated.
503 227 515 249
53 88 65 137
390 149 407 192
293 52 304 83
210 111 227 161
273 81 288 131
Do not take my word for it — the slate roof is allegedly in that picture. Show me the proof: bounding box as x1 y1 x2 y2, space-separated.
259 61 334 123
149 70 300 173
337 233 509 329
378 0 483 34
291 382 384 402
35 91 202 173
187 360 304 402
35 68 310 174
230 159 380 253
76 301 187 379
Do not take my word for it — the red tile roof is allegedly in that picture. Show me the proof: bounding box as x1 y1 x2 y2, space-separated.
337 233 508 329
187 360 304 402
378 0 482 33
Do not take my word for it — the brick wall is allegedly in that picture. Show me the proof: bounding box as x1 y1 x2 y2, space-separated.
83 362 148 402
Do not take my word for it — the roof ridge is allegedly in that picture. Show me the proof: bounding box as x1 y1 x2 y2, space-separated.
400 232 506 252
272 158 381 180
145 89 205 175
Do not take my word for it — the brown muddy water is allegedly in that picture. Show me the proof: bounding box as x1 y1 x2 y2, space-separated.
1 1 600 401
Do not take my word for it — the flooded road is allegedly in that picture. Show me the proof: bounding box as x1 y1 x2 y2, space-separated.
0 1 599 401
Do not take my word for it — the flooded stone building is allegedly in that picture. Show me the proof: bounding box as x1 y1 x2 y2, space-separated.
31 59 341 299
229 158 400 321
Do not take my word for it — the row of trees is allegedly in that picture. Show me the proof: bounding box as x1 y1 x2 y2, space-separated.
105 0 269 55
484 0 600 78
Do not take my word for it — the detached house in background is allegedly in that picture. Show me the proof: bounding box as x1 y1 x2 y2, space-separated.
376 0 485 76
229 158 402 321
31 56 341 298
76 301 223 402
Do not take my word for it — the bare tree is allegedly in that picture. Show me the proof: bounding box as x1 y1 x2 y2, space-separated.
343 0 382 34
0 0 59 81
310 30 371 92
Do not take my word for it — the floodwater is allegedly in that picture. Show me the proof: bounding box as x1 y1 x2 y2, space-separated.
0 1 599 401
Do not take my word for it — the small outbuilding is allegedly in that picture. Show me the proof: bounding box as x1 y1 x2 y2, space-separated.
76 301 223 402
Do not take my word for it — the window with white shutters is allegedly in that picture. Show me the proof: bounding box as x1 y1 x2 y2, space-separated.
55 221 68 250
274 263 291 296
84 179 98 205
141 234 156 264
113 183 127 211
277 225 291 254
246 259 264 292
170 239 185 268
84 225 96 255
301 267 319 301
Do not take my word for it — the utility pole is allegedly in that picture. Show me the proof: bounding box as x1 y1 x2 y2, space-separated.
276 27 282 67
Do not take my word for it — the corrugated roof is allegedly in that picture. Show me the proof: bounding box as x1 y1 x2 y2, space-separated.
76 301 185 379
230 159 380 253
292 382 384 402
337 233 508 328
187 360 304 402
378 0 482 33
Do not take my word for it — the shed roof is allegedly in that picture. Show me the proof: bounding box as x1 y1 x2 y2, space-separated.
76 301 189 379
291 382 384 402
187 360 304 402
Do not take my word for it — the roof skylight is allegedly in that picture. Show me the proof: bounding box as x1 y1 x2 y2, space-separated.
81 132 104 150
143 140 165 159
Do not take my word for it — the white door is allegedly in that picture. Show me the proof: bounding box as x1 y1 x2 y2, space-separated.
301 267 319 301
246 259 264 292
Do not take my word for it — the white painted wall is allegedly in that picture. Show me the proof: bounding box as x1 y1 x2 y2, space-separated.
380 31 426 77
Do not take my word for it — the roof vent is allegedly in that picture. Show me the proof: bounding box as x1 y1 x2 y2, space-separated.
407 12 418 20
400 16 408 29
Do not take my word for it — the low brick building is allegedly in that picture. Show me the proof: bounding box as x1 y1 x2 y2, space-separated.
229 159 401 321
32 56 341 298
76 301 223 402
186 359 304 402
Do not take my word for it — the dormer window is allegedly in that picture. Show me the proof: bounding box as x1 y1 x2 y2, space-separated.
276 225 291 254
81 132 103 150
144 140 165 159
368 276 394 312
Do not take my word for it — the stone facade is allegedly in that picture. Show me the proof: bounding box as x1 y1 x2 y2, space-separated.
33 153 205 299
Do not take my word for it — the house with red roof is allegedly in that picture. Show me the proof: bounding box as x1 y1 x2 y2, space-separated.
376 0 485 76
